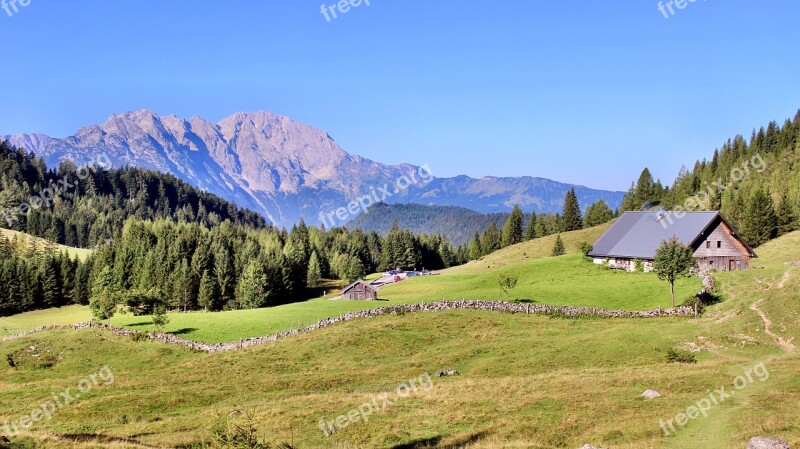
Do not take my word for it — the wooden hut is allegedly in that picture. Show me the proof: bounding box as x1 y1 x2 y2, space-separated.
341 279 378 300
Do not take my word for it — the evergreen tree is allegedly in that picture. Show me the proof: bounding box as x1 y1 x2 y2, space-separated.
171 259 197 312
198 270 217 312
525 213 538 241
90 266 117 320
561 188 583 232
236 260 271 309
633 168 657 208
40 256 61 308
481 222 501 254
551 235 566 256
742 187 777 246
468 233 483 260
501 205 525 247
306 251 322 288
776 191 797 236
583 199 614 228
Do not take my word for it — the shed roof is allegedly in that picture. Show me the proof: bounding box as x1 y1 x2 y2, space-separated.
342 279 378 293
588 211 755 260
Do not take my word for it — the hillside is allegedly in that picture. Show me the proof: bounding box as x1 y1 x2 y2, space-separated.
1 231 798 448
347 202 509 245
3 110 625 226
0 228 92 261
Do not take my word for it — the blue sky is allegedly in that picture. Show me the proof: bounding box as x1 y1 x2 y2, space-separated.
1 0 798 191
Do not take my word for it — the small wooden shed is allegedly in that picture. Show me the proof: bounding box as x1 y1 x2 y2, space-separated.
341 280 378 300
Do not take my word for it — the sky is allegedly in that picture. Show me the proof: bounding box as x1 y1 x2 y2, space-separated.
1 0 799 191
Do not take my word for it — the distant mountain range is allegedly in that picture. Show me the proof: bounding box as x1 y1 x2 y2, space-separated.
347 203 510 246
3 110 624 227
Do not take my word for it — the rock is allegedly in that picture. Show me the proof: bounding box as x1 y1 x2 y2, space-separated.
436 369 460 377
0 435 10 443
748 436 791 449
641 389 661 399
578 445 607 449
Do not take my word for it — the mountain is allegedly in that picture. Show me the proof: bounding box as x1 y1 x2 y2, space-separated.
3 110 625 227
347 203 509 245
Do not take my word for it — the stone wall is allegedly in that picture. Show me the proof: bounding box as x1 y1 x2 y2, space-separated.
2 301 695 353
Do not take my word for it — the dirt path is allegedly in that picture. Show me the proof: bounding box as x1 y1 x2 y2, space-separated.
777 269 792 289
750 299 796 352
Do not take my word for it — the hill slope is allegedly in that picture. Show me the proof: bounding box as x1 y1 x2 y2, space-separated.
346 202 509 245
3 110 625 226
1 231 798 448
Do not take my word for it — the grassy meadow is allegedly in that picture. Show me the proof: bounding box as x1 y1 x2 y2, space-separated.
0 228 93 261
0 230 798 448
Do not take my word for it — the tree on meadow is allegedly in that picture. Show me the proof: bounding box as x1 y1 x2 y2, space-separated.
90 266 117 320
551 235 566 256
468 233 483 260
198 270 217 312
561 188 583 232
653 237 696 308
481 222 501 254
501 205 525 247
776 191 797 237
236 260 271 309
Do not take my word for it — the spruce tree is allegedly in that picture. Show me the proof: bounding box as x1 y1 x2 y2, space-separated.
198 270 217 312
776 191 797 236
481 222 501 254
551 235 566 256
306 251 322 288
742 187 777 246
561 188 583 232
468 233 483 260
583 199 613 228
501 205 525 247
525 213 538 241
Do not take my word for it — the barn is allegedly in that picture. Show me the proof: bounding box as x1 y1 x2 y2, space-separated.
341 279 379 300
588 211 757 272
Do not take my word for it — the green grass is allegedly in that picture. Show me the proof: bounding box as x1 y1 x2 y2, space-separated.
0 305 92 337
3 224 699 344
1 229 798 448
0 228 93 261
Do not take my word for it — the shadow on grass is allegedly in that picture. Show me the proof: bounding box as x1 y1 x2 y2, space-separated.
167 328 198 336
513 298 538 304
390 431 489 449
125 321 152 327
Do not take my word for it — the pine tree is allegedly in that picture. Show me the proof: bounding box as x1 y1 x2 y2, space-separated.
90 266 117 320
633 168 657 208
776 191 797 237
236 260 270 309
583 199 614 228
171 259 197 312
525 213 538 241
742 187 777 246
306 251 322 288
468 233 483 260
40 255 61 308
561 188 583 232
551 235 566 256
501 205 525 247
198 270 217 312
481 222 501 254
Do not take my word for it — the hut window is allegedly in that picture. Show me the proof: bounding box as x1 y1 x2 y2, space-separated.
706 241 711 249
717 241 722 248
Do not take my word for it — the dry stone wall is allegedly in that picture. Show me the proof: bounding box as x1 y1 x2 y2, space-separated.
2 301 695 353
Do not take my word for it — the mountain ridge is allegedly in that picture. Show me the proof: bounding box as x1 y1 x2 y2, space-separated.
3 110 625 226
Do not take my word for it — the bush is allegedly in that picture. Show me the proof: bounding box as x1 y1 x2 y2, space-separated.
666 347 697 364
634 259 644 272
578 241 593 257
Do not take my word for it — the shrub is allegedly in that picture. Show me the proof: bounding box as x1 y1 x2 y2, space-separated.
634 258 644 272
666 347 697 364
578 241 593 257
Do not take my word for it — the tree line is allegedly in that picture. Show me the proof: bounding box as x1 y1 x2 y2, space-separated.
619 110 800 247
0 141 267 249
467 189 615 260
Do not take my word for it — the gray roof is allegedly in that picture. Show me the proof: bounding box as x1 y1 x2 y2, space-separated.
342 279 378 293
588 211 743 260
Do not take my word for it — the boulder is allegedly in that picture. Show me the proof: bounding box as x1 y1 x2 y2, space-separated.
578 445 607 449
748 436 791 449
641 389 661 399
